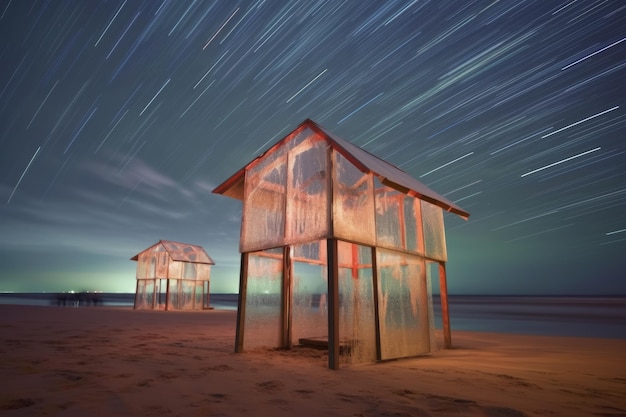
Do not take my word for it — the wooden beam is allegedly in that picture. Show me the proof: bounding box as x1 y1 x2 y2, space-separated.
152 280 157 310
282 246 292 349
438 262 452 349
133 280 139 310
205 280 211 310
327 238 340 370
235 253 249 353
398 194 406 250
371 246 382 361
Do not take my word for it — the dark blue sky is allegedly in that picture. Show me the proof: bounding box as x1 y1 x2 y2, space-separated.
1 1 625 294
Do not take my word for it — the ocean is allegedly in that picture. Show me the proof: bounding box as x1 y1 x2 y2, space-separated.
1 293 624 339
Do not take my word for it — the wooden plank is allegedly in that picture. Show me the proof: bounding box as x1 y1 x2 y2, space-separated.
298 336 356 354
282 246 292 349
327 238 340 370
371 246 382 361
235 253 248 353
439 262 452 349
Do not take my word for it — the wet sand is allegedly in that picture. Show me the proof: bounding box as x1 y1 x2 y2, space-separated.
1 304 624 416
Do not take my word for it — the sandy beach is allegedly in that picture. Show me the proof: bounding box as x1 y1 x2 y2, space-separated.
1 305 625 417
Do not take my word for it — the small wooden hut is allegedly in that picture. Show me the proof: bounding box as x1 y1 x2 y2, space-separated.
131 240 214 310
213 119 469 369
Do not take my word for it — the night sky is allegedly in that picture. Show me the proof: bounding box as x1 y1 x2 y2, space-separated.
1 1 625 294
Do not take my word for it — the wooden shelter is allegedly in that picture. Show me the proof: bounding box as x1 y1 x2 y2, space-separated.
131 240 215 310
213 119 469 369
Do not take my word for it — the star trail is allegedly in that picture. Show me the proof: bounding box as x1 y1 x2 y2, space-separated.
0 1 624 294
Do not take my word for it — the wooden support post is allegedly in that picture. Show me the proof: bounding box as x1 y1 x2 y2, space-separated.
282 246 292 349
438 262 452 349
133 280 139 309
152 280 158 310
206 280 211 310
371 247 382 361
327 238 340 370
235 253 249 353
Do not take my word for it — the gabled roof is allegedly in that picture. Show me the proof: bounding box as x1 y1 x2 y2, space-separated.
212 119 469 219
130 240 215 264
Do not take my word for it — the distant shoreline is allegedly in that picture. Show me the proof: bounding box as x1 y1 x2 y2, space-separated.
1 293 624 339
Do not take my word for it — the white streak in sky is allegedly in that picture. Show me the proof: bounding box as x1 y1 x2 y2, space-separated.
491 210 558 231
1 0 12 20
180 80 215 118
490 127 552 155
384 0 419 25
505 224 574 243
453 191 482 204
554 188 626 211
552 0 577 15
541 106 619 138
220 5 254 45
95 0 127 46
337 92 384 124
64 107 98 154
606 228 626 235
106 10 140 60
27 80 59 129
561 38 626 70
193 50 228 89
140 78 171 116
95 109 129 153
444 179 483 196
520 147 601 177
7 146 41 204
203 8 239 50
168 0 197 36
419 152 473 178
286 69 328 103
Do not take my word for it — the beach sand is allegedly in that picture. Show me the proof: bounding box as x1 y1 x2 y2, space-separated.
1 305 624 417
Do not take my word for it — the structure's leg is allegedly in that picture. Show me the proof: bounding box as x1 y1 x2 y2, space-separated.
327 238 340 370
438 262 452 349
235 253 249 353
282 246 292 349
371 247 382 361
133 280 139 309
165 279 171 311
152 280 157 309
206 280 211 310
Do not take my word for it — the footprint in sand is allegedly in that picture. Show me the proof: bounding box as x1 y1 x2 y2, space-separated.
482 406 529 417
0 398 39 410
257 380 284 392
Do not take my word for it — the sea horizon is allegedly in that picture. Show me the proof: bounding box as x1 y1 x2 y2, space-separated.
1 292 624 340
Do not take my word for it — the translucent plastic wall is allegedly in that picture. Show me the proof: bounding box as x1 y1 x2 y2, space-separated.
291 241 328 345
135 280 155 309
425 260 438 352
376 249 433 359
332 151 376 245
194 282 205 309
243 249 283 349
241 146 287 252
180 280 195 310
337 241 377 365
242 128 330 253
168 279 179 309
375 185 404 249
285 131 329 244
136 246 169 279
421 200 447 261
196 264 211 280
374 179 425 255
